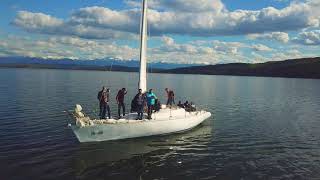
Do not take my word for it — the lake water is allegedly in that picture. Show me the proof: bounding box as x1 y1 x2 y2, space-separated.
0 68 320 180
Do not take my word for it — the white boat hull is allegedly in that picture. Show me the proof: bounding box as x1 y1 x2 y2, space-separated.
71 108 211 143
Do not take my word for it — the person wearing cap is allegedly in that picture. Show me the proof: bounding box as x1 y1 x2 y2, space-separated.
146 89 157 119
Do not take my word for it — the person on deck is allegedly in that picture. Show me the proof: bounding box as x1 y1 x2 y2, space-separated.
184 100 191 112
97 86 106 118
190 102 196 111
177 101 184 108
165 88 175 106
97 87 111 119
154 99 161 112
134 89 146 120
116 88 127 118
146 89 157 119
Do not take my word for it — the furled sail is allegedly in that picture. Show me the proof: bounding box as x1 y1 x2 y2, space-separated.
138 0 148 92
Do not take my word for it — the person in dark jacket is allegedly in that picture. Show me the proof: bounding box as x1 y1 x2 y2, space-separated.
134 89 146 120
97 87 111 119
97 86 105 118
116 88 127 118
165 88 175 106
154 99 161 112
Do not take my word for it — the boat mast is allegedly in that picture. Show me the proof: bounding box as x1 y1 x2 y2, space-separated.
138 0 148 92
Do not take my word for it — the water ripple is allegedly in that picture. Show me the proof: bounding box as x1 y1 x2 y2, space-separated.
1 69 320 180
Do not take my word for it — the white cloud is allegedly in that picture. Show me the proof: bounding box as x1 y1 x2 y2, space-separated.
212 40 246 55
250 48 307 63
252 44 273 51
1 34 318 65
13 11 137 40
0 35 139 60
292 29 320 45
12 0 320 39
150 38 254 64
270 49 305 61
248 32 290 43
158 36 208 54
0 34 255 64
13 11 63 29
250 52 268 63
161 36 175 46
126 0 226 13
5 0 320 64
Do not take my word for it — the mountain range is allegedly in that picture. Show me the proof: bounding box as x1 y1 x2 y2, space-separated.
0 56 196 70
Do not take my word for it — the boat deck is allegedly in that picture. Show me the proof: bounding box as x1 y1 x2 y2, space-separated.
72 107 205 127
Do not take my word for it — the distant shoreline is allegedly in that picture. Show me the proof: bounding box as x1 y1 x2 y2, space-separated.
162 57 320 80
1 57 319 80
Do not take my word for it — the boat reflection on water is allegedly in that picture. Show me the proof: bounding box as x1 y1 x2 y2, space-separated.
72 120 213 178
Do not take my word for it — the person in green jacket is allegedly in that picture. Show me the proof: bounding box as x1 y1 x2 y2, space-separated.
146 89 157 119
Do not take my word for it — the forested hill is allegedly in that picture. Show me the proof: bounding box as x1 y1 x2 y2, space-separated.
162 57 320 79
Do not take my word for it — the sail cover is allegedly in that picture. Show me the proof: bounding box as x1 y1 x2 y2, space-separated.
138 0 148 92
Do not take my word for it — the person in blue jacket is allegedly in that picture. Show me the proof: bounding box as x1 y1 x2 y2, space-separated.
146 89 157 119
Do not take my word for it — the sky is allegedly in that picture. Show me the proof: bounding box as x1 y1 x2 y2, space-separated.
0 0 320 64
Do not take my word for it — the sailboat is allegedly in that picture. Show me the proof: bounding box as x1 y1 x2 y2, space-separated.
69 0 212 142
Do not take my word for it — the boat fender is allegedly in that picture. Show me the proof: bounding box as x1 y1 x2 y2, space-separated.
75 104 82 112
76 119 85 127
74 104 85 118
89 120 94 126
75 112 85 118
